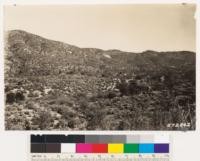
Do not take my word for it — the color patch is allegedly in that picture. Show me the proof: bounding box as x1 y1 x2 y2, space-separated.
154 135 170 143
76 144 92 153
61 143 76 153
111 135 126 143
124 144 139 153
85 135 100 143
126 135 140 143
31 143 46 153
139 135 154 143
45 143 61 153
31 135 45 143
92 144 108 153
98 135 113 144
139 144 154 153
108 144 124 153
154 144 169 153
65 135 85 143
45 135 65 143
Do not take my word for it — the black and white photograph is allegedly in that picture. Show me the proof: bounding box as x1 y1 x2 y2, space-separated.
4 4 196 130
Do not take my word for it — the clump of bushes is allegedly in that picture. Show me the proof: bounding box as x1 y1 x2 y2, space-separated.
6 91 25 104
32 110 53 130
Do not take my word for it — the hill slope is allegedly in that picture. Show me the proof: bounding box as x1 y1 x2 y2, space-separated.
5 30 196 130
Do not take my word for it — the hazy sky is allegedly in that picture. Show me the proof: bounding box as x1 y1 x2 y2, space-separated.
4 4 196 52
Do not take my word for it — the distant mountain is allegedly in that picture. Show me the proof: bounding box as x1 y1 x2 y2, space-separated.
4 30 195 78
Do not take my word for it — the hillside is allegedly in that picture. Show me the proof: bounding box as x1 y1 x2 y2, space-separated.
5 30 196 130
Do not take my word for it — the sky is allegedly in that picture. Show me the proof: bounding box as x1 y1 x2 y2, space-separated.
4 4 196 52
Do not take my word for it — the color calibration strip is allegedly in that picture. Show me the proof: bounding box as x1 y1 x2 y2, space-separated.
31 135 170 154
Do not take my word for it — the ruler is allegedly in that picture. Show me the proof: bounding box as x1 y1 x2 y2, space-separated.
31 153 170 161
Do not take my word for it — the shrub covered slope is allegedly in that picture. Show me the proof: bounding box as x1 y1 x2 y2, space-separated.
5 30 195 130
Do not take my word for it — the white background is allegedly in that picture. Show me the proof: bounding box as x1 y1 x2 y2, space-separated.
0 0 199 161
